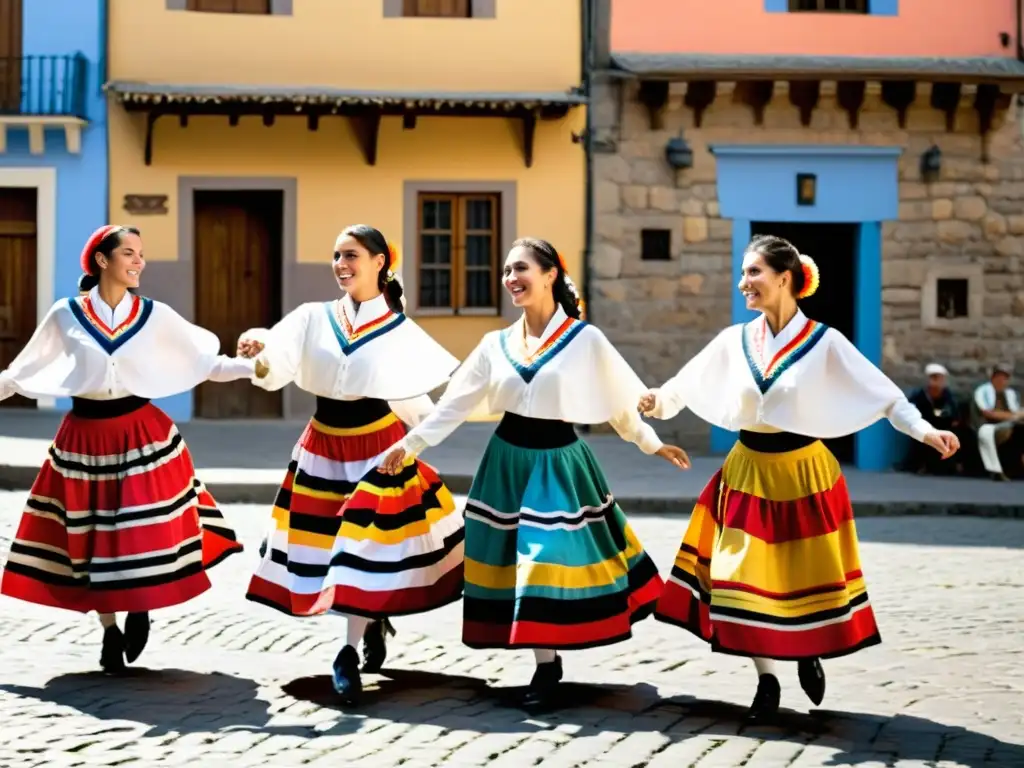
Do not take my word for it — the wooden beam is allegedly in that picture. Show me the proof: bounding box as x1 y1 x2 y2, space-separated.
734 80 774 125
63 123 82 154
402 112 417 130
975 84 1011 162
683 81 716 128
262 113 276 127
27 124 44 155
228 113 240 127
349 111 382 165
881 81 916 128
637 80 670 129
144 113 158 166
836 81 866 128
517 111 538 168
179 114 188 128
307 114 319 131
929 82 962 132
788 80 820 127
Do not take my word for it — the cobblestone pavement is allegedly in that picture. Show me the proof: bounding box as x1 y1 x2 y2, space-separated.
0 491 1023 767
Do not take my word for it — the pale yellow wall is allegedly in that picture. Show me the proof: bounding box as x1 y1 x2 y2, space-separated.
109 0 582 94
108 106 587 360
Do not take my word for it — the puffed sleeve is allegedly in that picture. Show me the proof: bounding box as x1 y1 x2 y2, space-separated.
207 355 256 383
389 394 435 428
0 300 72 400
826 331 932 443
591 329 664 455
647 328 733 421
246 304 313 392
398 339 493 458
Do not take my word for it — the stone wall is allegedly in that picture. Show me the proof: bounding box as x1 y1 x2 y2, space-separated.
588 75 1024 450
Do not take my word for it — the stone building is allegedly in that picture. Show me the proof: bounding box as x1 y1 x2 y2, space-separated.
587 0 1024 470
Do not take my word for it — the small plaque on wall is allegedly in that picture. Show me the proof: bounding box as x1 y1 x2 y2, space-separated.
796 173 816 206
123 194 169 215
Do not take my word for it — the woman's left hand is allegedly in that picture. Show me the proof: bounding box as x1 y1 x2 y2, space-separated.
655 444 691 469
923 430 960 459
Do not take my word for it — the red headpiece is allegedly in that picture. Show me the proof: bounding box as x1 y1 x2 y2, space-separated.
79 225 123 276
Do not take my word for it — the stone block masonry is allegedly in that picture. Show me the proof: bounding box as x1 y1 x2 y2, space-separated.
588 77 1024 450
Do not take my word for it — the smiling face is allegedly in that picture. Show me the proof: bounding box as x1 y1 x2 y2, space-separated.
738 249 791 312
98 232 145 290
503 245 556 310
333 233 385 300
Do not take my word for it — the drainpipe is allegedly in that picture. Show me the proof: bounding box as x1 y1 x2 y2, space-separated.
581 0 594 323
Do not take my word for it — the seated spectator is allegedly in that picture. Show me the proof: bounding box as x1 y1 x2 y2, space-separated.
906 363 962 475
971 364 1024 481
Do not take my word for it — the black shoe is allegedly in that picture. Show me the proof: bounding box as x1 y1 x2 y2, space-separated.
798 658 826 706
331 645 362 705
520 656 563 712
362 617 396 673
123 612 151 664
100 626 126 674
745 674 781 723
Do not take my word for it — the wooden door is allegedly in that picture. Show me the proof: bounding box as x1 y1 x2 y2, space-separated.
0 0 21 112
194 190 283 419
0 186 36 409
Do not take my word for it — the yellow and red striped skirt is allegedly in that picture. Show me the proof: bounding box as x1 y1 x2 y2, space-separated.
654 434 880 660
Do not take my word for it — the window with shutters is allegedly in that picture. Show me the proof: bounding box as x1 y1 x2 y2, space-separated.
416 193 500 312
186 0 271 14
403 0 472 18
788 0 868 12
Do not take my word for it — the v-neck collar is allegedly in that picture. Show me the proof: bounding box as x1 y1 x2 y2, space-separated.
499 306 586 383
68 288 153 355
741 309 827 394
326 292 405 356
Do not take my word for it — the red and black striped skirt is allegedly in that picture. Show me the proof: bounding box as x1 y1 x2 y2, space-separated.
0 396 242 613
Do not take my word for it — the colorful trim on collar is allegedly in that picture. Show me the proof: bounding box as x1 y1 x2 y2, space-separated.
68 294 153 355
325 301 405 356
741 317 828 394
500 316 586 384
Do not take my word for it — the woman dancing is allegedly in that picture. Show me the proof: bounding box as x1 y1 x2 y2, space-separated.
640 234 960 721
379 237 689 712
0 225 249 673
238 225 463 705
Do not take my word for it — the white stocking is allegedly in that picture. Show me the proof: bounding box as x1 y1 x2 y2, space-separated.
345 615 370 648
752 656 777 677
533 648 557 664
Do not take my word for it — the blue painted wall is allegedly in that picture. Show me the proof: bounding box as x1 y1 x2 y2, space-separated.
709 145 902 470
765 0 898 15
3 1 112 416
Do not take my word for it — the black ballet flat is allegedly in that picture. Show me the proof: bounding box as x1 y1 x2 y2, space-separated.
520 656 563 712
744 673 781 723
123 612 150 664
798 657 826 706
331 645 362 705
362 617 396 673
100 626 126 674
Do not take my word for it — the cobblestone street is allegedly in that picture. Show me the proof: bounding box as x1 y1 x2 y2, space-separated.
0 491 1022 767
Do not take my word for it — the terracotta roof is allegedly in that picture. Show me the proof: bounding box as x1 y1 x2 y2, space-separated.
609 53 1024 86
104 81 586 110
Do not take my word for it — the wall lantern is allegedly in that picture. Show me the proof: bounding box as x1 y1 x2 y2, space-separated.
796 173 816 206
921 144 942 181
665 135 693 170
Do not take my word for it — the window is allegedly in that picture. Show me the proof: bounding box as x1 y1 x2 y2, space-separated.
417 193 500 312
186 0 270 13
789 0 867 11
641 229 671 261
936 278 969 319
403 0 471 18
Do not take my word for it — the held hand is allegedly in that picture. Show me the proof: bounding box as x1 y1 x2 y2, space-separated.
923 430 960 460
655 444 691 470
379 447 408 475
237 339 265 359
638 392 657 415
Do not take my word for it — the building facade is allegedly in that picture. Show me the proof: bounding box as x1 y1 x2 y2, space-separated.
105 0 588 422
590 0 1024 469
0 0 107 411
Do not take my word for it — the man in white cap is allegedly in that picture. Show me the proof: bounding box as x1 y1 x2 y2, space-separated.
971 363 1023 481
906 363 962 474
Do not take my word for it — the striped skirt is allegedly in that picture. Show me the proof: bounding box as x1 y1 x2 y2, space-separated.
0 397 242 614
463 413 663 650
245 397 464 618
654 431 881 660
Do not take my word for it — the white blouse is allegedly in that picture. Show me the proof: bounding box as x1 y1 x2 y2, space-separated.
647 309 933 442
240 293 460 427
398 305 665 458
0 286 254 402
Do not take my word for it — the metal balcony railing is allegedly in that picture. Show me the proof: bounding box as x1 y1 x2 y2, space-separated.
0 54 88 119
